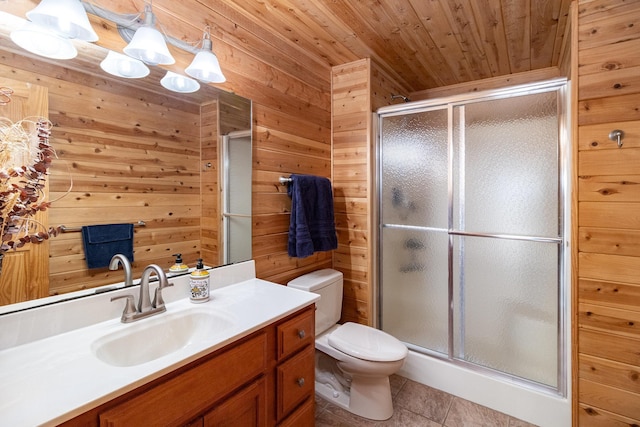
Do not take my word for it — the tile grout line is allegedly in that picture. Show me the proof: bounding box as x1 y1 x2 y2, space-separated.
441 395 456 427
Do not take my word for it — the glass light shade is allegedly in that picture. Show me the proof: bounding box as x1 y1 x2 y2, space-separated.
123 26 175 66
185 50 226 83
10 22 77 60
26 0 98 42
160 71 200 93
100 51 150 79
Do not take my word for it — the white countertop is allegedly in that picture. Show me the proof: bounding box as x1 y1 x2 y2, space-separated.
0 275 318 426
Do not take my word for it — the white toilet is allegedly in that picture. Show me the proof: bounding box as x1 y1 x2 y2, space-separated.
288 269 408 421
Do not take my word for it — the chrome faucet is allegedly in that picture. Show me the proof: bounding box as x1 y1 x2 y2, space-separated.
111 264 173 323
109 254 133 287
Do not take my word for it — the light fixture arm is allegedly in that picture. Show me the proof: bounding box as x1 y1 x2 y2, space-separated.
202 38 213 51
81 1 201 55
142 5 156 28
200 26 212 47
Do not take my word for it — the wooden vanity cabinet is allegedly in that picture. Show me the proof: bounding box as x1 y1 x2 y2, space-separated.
274 308 315 424
59 304 315 427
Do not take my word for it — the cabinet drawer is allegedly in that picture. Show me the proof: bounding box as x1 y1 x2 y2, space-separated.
276 345 314 420
277 307 314 360
99 332 267 426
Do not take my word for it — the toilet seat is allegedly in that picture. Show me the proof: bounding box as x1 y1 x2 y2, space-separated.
328 322 408 362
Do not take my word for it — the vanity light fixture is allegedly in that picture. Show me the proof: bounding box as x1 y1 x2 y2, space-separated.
160 71 200 93
10 21 78 60
25 0 99 42
100 51 150 79
122 5 175 66
185 30 226 83
9 1 228 93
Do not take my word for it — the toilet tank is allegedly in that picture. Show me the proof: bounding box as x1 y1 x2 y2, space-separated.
287 269 343 335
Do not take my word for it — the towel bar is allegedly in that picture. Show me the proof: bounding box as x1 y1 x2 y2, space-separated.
60 220 146 233
279 176 292 185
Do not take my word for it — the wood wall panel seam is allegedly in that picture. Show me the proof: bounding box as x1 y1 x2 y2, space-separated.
576 0 640 423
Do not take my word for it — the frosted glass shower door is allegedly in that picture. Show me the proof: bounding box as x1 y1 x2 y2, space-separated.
451 92 561 388
378 83 566 393
379 108 449 355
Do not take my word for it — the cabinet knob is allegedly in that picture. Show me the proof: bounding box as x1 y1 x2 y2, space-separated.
297 329 306 339
296 377 305 387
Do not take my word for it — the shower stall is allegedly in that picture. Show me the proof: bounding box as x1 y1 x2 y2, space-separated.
376 80 570 425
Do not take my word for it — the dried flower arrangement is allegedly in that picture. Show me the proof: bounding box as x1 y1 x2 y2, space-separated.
0 116 60 263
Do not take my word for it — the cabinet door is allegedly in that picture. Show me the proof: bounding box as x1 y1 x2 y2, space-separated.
277 398 314 427
204 378 266 427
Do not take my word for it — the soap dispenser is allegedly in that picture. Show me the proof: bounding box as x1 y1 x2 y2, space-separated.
169 253 189 273
189 258 210 303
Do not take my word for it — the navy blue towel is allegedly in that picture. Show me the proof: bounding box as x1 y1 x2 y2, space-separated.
82 223 134 269
287 174 338 258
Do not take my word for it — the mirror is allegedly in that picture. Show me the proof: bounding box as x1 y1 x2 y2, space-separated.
0 13 252 312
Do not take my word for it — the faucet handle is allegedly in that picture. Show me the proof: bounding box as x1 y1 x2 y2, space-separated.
111 294 137 323
152 281 174 309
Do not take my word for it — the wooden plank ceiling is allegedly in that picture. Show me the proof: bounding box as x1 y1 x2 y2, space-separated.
3 0 572 94
213 0 573 93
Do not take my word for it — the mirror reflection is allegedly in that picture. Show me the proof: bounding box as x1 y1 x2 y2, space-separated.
221 129 252 265
0 18 252 311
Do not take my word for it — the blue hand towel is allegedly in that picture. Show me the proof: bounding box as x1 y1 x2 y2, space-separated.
82 223 134 269
287 174 338 258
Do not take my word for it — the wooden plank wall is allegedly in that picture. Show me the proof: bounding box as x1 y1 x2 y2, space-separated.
332 59 371 324
251 103 333 283
0 54 203 295
576 0 640 424
331 58 411 325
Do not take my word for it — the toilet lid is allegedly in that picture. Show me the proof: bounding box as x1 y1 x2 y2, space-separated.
328 322 408 362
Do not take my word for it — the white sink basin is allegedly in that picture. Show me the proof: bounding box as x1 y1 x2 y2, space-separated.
91 309 235 367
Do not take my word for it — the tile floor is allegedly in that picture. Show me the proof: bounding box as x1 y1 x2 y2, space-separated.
315 375 538 426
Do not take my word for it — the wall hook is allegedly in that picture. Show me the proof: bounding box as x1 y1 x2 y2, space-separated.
609 129 624 148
